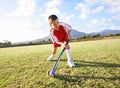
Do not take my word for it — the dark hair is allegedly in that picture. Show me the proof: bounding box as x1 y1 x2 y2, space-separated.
48 15 58 24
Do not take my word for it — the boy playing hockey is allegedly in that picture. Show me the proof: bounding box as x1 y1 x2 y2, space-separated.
47 14 75 67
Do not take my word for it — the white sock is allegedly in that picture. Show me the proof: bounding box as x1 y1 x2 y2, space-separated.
65 49 72 60
51 54 54 57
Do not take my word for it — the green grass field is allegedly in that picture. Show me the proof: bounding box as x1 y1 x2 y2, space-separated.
0 39 120 88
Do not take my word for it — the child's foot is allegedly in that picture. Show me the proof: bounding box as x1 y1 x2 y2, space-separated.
47 54 54 61
68 59 75 67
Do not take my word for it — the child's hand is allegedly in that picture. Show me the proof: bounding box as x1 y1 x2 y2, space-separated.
61 43 66 47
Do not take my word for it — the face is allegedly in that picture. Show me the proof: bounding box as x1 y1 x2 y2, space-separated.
49 19 59 29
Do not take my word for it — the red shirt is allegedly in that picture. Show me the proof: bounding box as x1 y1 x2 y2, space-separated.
54 25 68 41
50 22 72 48
50 25 68 48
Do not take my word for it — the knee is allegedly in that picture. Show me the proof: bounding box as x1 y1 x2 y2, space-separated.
52 48 57 54
52 51 56 54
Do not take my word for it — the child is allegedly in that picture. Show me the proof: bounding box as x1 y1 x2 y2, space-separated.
47 14 75 67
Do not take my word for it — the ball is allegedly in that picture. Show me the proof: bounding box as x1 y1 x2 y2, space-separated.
48 71 55 77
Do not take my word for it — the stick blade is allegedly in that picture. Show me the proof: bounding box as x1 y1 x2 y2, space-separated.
48 70 55 77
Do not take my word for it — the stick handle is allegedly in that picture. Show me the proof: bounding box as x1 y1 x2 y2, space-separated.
52 40 69 73
65 39 69 46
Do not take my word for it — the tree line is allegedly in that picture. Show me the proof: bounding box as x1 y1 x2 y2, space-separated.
71 33 120 42
0 40 12 48
0 33 120 48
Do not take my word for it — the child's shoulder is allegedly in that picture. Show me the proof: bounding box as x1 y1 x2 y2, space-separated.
59 22 71 28
59 22 65 26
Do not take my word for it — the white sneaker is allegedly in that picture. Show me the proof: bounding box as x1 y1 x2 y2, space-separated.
47 54 54 61
68 59 75 67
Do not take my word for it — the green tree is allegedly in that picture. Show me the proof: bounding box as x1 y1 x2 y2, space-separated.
3 40 12 47
114 33 120 36
92 34 101 38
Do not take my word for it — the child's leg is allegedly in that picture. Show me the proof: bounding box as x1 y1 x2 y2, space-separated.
65 44 75 67
65 45 71 60
47 48 57 61
52 48 57 54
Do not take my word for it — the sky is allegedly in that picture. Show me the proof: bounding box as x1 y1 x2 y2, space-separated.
0 0 120 43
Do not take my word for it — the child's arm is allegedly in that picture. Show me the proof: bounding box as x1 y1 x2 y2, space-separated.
56 41 66 47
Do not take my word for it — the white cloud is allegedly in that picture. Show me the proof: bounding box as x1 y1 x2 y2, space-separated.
46 7 60 16
23 20 45 31
91 18 112 26
99 26 120 31
108 6 120 14
92 5 104 14
41 0 63 22
75 0 101 20
75 0 120 20
41 0 74 23
66 14 74 22
102 0 120 14
76 2 89 20
84 0 100 6
91 19 99 24
0 17 48 43
102 0 120 6
80 9 88 20
7 0 36 17
45 0 62 7
78 18 114 33
111 15 120 21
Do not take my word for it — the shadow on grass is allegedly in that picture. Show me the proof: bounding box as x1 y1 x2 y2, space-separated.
55 74 120 83
74 60 120 68
49 59 120 67
51 59 67 62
